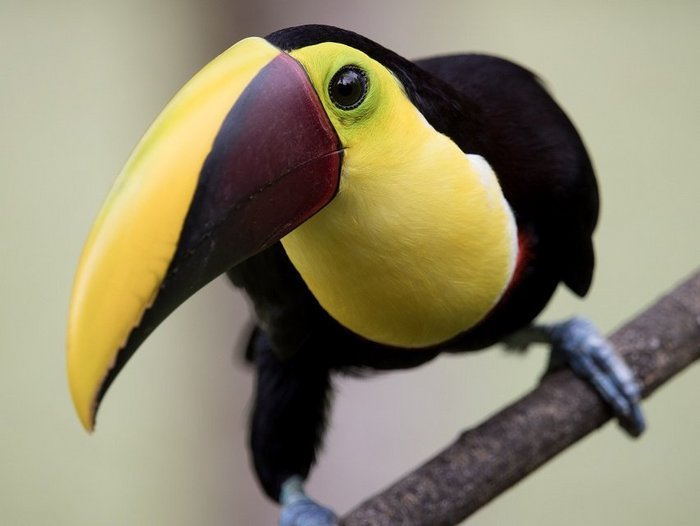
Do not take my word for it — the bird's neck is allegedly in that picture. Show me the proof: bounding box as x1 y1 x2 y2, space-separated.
281 138 518 348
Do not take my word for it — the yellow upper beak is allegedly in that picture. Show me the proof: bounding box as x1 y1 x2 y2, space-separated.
67 37 281 431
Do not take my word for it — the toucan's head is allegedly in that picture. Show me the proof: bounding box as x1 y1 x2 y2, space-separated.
67 26 517 431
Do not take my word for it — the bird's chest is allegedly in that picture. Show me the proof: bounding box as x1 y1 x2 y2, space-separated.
280 154 518 348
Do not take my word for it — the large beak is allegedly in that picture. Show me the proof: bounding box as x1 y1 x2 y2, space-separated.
67 37 342 431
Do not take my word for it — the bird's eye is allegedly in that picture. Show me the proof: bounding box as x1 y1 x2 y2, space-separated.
328 66 368 110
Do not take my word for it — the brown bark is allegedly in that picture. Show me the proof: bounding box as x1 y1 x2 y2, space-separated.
342 270 700 526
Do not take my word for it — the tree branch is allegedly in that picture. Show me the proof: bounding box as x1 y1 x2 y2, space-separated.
341 269 700 526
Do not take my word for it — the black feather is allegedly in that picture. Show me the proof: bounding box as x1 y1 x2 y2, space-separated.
232 25 599 500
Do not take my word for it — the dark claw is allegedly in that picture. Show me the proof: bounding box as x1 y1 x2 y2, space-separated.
546 317 646 436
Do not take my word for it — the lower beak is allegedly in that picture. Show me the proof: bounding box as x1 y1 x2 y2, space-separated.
67 37 341 431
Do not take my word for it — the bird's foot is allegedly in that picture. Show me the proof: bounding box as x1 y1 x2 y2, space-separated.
507 317 645 437
279 476 338 526
544 317 645 436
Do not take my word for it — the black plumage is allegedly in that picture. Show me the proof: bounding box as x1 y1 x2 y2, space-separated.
227 25 598 500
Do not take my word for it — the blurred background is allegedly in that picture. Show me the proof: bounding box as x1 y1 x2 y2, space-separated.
2 1 699 524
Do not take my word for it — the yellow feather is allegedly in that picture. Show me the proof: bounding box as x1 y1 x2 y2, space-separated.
283 43 517 348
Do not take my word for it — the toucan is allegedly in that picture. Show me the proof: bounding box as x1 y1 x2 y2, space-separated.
67 25 644 525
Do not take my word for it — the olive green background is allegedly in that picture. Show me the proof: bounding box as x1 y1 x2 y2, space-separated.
2 1 698 525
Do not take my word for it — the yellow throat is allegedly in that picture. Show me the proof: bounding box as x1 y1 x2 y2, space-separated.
281 43 518 348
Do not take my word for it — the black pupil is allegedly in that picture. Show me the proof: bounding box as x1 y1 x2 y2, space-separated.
330 68 367 110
